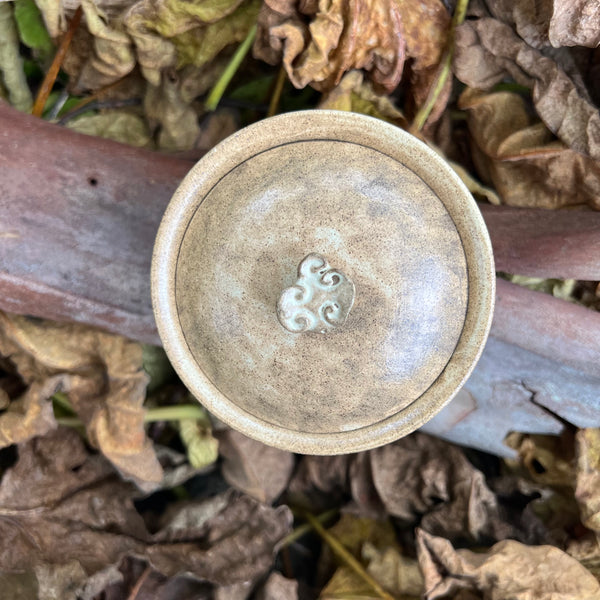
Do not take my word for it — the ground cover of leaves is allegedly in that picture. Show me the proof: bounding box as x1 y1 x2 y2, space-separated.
1 0 600 598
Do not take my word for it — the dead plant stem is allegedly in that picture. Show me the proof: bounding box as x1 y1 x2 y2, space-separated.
281 508 338 547
267 66 287 117
411 0 469 132
303 511 396 600
32 6 82 118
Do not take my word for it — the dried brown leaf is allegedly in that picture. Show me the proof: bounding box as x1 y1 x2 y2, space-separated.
255 572 299 600
63 0 256 91
286 454 350 511
354 433 546 544
568 534 600 581
0 429 292 593
550 1 600 48
0 389 9 410
149 493 292 584
195 108 240 154
459 88 600 209
99 558 212 600
0 377 61 446
363 543 424 598
76 0 136 91
454 17 600 159
575 428 600 533
123 0 251 86
483 0 553 49
396 0 449 70
0 572 38 600
253 0 406 93
396 0 451 128
483 0 600 49
172 0 260 69
144 71 200 151
0 312 162 490
319 515 423 599
218 429 294 504
66 110 153 147
318 70 407 127
504 432 576 487
416 529 600 600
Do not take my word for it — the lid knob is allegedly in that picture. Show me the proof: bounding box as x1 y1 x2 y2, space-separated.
276 253 355 334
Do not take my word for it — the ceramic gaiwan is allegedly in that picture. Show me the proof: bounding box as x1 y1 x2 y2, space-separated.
152 110 495 454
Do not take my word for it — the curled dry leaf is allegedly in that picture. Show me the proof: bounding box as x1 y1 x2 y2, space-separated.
144 70 200 151
454 17 600 160
459 88 600 209
66 110 153 147
124 0 255 85
483 0 600 49
0 311 162 490
575 428 600 533
395 0 448 71
0 429 292 596
218 429 294 504
149 493 292 584
0 377 61 446
319 514 423 600
318 70 407 127
286 454 351 511
568 534 600 581
253 0 406 93
504 432 576 487
549 1 600 48
396 0 450 127
98 557 213 600
255 572 299 600
63 0 257 94
76 0 136 91
172 0 261 69
416 529 600 600
357 433 540 544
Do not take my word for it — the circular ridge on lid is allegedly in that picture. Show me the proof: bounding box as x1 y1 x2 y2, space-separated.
152 110 495 454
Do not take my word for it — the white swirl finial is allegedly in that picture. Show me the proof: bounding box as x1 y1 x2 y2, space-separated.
277 253 355 334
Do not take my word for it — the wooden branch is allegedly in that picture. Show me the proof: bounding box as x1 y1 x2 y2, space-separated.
0 101 191 344
479 203 600 280
1 102 599 454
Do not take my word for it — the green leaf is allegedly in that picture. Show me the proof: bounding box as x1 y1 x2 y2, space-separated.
14 0 54 60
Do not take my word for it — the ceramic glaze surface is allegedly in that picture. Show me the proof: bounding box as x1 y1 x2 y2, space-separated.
152 110 495 454
175 140 467 434
276 253 356 334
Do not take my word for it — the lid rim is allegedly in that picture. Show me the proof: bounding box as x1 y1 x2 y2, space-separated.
152 109 495 454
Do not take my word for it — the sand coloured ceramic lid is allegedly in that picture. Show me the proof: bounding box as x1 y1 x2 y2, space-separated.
152 110 495 454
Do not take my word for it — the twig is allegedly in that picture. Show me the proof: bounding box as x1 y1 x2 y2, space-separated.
410 0 469 133
56 75 130 122
281 508 339 548
205 23 257 112
52 391 75 413
46 88 70 120
32 6 82 118
143 404 210 423
267 65 287 118
57 97 141 125
302 511 396 600
126 566 152 600
53 395 210 427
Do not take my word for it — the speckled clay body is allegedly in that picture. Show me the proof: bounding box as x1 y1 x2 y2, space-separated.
152 110 495 454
